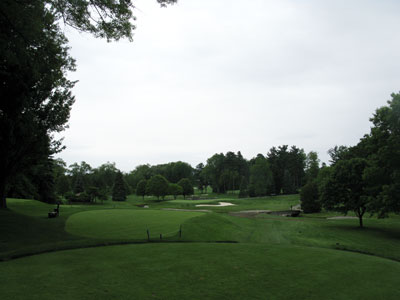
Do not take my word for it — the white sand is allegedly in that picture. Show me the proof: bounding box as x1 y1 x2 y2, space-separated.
196 202 236 207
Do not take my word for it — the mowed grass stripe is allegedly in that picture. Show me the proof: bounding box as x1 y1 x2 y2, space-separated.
65 209 205 239
1 243 399 300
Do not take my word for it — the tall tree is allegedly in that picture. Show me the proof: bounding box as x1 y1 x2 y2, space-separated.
248 154 274 197
136 179 147 201
321 158 369 227
0 0 177 209
0 0 75 208
146 175 169 201
112 171 127 202
267 145 305 194
305 151 320 183
358 93 400 217
167 183 183 200
177 178 194 199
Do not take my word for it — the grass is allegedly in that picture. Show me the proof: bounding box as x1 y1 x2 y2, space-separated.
1 195 400 299
0 243 399 300
66 209 205 239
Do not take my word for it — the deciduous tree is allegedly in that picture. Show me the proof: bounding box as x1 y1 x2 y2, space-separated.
146 175 169 200
177 178 194 199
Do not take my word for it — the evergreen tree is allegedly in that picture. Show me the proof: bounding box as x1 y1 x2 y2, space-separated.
238 177 249 198
112 172 127 201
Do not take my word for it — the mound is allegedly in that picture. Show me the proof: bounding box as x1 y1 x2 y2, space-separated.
65 209 205 239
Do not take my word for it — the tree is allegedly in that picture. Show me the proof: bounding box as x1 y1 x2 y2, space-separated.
359 93 400 217
0 0 75 208
328 145 349 165
0 0 177 209
305 151 320 183
177 178 194 199
194 163 206 193
238 177 249 198
267 145 305 194
91 162 118 196
146 175 169 200
321 158 369 227
248 155 274 197
136 179 147 201
203 151 249 194
112 171 127 201
53 158 71 197
300 181 321 213
167 183 183 200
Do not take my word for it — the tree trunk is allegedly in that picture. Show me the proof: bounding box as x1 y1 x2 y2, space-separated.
356 207 366 228
358 215 363 228
0 178 7 209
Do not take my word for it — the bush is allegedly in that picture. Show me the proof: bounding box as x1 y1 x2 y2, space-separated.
300 181 321 213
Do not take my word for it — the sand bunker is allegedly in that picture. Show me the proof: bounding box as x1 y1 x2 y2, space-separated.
196 202 236 207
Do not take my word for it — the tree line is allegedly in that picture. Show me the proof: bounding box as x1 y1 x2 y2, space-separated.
5 146 320 203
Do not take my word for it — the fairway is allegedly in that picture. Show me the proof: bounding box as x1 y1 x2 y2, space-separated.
1 243 399 300
65 209 205 239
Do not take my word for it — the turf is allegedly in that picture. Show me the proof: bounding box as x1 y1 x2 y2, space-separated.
65 209 205 239
1 195 400 299
0 243 399 300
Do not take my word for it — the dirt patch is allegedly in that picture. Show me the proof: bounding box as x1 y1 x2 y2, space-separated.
230 210 301 218
161 208 211 213
327 216 358 220
229 210 271 217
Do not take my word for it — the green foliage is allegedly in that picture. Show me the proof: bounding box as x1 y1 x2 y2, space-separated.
238 177 248 198
267 145 306 194
321 158 369 227
0 0 75 208
177 178 194 199
112 172 127 202
300 181 321 213
167 183 183 200
204 151 248 193
146 175 169 200
48 0 177 41
194 163 208 193
136 179 147 200
359 93 400 217
248 154 274 197
305 151 320 183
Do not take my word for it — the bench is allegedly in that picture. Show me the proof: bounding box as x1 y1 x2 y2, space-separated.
48 204 60 218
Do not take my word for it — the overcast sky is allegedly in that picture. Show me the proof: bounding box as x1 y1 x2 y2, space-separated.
56 0 400 172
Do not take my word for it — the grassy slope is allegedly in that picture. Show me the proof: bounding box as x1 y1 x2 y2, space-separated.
66 209 205 239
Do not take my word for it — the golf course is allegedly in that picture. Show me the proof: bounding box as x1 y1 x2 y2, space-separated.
1 194 399 299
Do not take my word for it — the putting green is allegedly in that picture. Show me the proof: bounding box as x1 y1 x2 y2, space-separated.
1 243 399 300
65 209 205 239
